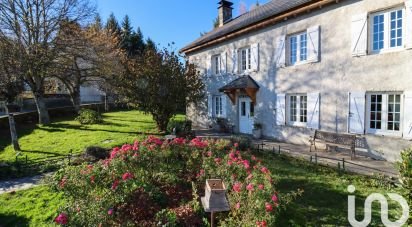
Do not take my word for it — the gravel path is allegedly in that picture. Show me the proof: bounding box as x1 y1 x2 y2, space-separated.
0 173 53 194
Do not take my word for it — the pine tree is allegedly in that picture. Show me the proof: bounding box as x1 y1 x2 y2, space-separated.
105 13 120 36
91 14 103 31
120 15 133 53
146 38 157 52
130 27 146 57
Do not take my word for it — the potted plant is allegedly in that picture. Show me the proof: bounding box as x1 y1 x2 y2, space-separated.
252 122 262 139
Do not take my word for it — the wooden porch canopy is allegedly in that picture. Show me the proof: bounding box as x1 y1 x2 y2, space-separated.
218 75 260 105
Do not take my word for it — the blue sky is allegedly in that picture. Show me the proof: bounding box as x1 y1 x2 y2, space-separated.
95 0 269 51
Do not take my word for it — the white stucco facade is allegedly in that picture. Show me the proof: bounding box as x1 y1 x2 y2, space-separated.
185 0 412 162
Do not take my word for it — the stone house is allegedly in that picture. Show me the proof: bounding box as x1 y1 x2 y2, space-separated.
180 0 412 162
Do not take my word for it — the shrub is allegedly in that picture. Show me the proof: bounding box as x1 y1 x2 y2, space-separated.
75 109 102 125
166 119 193 137
398 148 412 222
52 137 297 226
84 146 109 160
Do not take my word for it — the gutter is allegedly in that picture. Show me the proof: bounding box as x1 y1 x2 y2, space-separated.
181 0 342 55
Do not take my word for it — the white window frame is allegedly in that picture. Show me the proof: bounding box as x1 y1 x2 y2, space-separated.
369 7 405 54
211 54 221 75
238 46 251 73
214 95 223 117
287 31 308 66
287 94 308 127
366 92 403 137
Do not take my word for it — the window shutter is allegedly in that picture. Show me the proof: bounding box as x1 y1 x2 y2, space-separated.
307 25 320 62
221 51 227 74
348 92 366 134
251 43 259 71
403 91 412 139
231 49 238 74
405 1 412 49
206 55 212 76
207 95 213 117
276 93 286 126
307 93 320 129
221 95 227 117
275 35 286 68
351 13 368 56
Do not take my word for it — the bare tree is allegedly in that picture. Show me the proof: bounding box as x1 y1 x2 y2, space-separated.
0 0 95 124
53 20 123 112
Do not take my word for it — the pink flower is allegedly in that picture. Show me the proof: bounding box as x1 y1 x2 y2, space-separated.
258 184 264 190
272 194 278 203
227 160 233 166
121 144 132 151
234 143 239 148
111 179 119 190
265 202 273 212
172 137 186 145
108 208 114 215
54 213 68 225
206 151 212 157
133 153 139 158
232 182 242 193
110 147 120 159
251 155 257 161
87 165 93 170
214 158 222 164
246 183 254 191
59 177 67 189
235 202 241 209
242 160 250 169
256 221 267 227
229 152 237 161
247 174 253 180
122 172 134 181
261 167 269 174
190 137 208 149
132 141 139 151
90 175 95 184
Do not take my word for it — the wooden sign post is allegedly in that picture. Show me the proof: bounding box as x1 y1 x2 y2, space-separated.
8 114 21 152
201 179 230 227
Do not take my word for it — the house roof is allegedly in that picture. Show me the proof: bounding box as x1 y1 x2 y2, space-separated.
180 0 315 54
219 75 260 92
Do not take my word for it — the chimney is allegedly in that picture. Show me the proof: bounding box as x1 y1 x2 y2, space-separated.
218 0 233 27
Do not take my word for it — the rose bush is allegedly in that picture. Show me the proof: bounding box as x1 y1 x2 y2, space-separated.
52 136 299 226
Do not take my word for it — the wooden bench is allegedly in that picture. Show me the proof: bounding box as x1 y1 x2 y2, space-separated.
309 130 357 159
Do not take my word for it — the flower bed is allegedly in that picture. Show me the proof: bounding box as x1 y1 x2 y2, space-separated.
52 136 299 226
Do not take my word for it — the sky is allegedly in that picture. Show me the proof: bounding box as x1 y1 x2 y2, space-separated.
95 0 270 51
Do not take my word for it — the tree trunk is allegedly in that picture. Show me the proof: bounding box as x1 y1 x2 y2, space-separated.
70 87 81 113
33 92 50 124
8 114 21 152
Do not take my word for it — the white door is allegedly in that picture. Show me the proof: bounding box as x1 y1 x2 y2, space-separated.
239 97 254 134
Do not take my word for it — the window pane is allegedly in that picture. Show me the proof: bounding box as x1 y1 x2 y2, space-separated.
247 48 251 69
290 96 297 122
250 102 254 117
373 14 385 51
290 36 297 65
390 10 402 48
241 102 246 116
387 94 401 131
370 95 382 129
300 33 307 61
300 96 307 123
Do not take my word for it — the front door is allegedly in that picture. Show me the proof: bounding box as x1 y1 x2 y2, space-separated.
239 97 254 134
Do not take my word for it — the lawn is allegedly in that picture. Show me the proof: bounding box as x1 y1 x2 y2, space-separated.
0 153 405 226
0 110 183 162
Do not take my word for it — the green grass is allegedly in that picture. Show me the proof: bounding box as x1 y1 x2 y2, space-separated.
256 153 405 226
0 110 183 162
0 186 64 227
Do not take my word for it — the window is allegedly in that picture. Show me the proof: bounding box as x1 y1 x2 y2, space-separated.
211 55 221 75
287 94 307 126
239 47 251 72
371 8 404 52
367 93 402 135
214 96 223 117
288 32 308 65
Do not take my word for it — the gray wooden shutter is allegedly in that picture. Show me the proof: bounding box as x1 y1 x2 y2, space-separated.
275 35 286 68
351 13 368 56
276 93 286 126
307 93 320 129
231 49 238 74
207 95 213 117
403 91 412 139
405 1 412 49
307 25 320 62
251 43 259 71
221 51 227 74
348 92 366 134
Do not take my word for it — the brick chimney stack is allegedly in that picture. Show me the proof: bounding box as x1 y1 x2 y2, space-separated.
218 0 233 27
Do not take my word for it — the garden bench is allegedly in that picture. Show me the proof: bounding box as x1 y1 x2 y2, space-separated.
309 130 357 160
